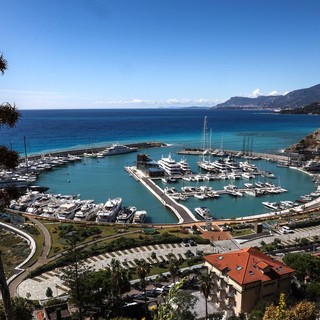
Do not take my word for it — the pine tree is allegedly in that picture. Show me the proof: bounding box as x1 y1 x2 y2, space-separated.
60 234 92 320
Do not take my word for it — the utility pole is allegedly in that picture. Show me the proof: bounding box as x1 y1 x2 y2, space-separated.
0 252 16 320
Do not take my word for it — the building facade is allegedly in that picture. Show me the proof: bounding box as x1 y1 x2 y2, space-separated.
203 247 295 318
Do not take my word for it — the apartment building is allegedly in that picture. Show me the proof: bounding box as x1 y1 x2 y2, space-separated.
203 247 295 318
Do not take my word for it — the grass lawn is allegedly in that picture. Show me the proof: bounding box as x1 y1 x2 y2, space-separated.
231 228 255 237
0 229 31 278
43 221 143 257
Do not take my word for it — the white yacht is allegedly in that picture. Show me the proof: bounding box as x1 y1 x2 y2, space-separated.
102 144 137 156
116 206 137 223
74 202 101 221
239 161 258 172
133 210 147 223
262 201 280 210
158 153 182 176
56 200 83 220
96 197 122 222
195 207 211 219
197 157 219 172
178 158 192 175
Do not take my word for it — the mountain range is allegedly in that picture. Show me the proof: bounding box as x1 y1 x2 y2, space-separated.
214 83 320 110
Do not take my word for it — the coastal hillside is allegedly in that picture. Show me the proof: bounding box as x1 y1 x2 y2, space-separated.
214 83 320 110
279 102 320 114
285 128 320 154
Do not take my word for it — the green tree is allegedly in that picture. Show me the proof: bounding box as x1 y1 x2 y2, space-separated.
152 278 197 320
135 259 150 318
46 287 53 298
0 297 33 320
0 53 21 170
168 256 180 283
60 234 92 320
199 270 214 320
283 252 320 282
305 281 320 302
0 53 21 211
109 259 131 316
0 252 15 320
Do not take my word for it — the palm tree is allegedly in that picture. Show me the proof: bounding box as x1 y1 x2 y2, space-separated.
0 53 7 74
168 256 180 284
135 259 150 318
0 253 16 320
0 54 20 212
199 270 214 320
109 259 131 315
10 297 33 320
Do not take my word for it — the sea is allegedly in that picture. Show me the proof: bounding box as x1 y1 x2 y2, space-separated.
1 108 320 223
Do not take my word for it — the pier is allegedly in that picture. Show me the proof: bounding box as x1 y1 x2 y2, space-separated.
177 148 292 162
125 166 198 223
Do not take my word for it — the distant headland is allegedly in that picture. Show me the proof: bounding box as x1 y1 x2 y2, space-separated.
213 83 320 110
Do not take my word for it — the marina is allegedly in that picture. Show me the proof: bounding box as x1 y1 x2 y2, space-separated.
2 109 320 224
4 142 320 225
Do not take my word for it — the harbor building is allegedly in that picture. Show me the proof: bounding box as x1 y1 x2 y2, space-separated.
136 154 165 178
203 247 295 318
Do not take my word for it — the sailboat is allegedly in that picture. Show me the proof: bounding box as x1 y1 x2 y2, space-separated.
197 117 217 172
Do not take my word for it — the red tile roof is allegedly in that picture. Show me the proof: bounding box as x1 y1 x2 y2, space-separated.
204 247 295 285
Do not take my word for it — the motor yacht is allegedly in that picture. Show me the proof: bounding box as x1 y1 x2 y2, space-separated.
194 207 211 219
133 210 147 223
116 206 137 223
102 144 137 156
96 197 122 222
158 153 182 176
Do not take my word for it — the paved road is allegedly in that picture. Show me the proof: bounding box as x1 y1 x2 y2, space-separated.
9 216 52 296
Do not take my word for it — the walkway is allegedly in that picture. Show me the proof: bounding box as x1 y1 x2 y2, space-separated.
237 224 320 249
126 166 198 223
9 216 53 297
16 242 216 300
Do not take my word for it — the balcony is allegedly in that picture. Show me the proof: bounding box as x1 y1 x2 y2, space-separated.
219 300 227 310
227 295 235 306
217 290 227 300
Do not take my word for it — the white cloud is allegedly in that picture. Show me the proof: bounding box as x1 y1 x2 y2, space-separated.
94 98 220 107
0 89 221 109
267 90 282 96
249 88 264 98
247 89 284 98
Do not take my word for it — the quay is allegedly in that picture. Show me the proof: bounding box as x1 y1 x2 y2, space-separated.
24 141 166 160
177 148 291 162
125 166 198 223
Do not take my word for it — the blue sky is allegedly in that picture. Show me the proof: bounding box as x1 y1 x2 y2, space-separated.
1 0 320 109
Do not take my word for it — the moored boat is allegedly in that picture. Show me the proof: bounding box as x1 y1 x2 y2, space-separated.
116 206 137 223
102 144 137 156
133 210 147 223
96 197 122 222
195 206 211 219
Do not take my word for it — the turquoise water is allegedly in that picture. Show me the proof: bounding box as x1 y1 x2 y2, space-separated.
2 108 319 223
36 145 315 223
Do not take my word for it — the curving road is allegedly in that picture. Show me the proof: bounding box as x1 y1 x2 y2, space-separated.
9 216 52 297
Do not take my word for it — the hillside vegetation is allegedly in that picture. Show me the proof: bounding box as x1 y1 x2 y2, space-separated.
279 102 320 114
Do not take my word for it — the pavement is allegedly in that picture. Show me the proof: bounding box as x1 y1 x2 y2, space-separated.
17 243 217 300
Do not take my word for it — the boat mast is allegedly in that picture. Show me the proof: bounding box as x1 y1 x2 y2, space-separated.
24 135 29 173
220 133 224 152
202 116 207 152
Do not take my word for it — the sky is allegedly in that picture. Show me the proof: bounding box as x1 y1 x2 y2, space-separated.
1 0 320 109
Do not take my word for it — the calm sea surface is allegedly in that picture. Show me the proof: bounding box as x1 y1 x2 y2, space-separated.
1 108 320 223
